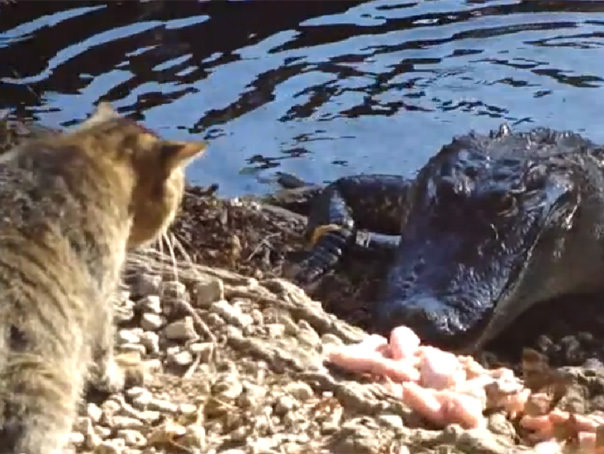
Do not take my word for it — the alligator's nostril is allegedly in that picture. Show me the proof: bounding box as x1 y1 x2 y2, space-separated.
412 261 425 274
395 296 448 341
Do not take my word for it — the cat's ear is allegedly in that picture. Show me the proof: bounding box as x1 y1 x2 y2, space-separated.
78 102 121 130
159 140 207 169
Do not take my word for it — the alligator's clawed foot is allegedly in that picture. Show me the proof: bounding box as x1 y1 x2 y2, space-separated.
285 224 353 287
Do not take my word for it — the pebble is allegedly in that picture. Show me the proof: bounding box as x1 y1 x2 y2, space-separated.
148 398 179 414
210 300 253 328
297 320 321 347
212 374 244 400
250 308 264 325
266 323 285 338
194 276 224 307
238 384 267 408
140 331 160 354
321 333 344 347
164 316 198 341
140 312 164 331
169 349 194 367
488 412 517 439
116 429 147 447
117 329 141 345
87 403 103 423
274 395 297 415
118 343 146 355
143 358 163 373
139 410 161 424
94 425 112 439
127 387 153 408
132 273 162 298
284 381 314 401
101 399 121 417
205 312 225 327
111 415 145 430
136 295 162 314
96 438 126 454
69 431 85 446
161 280 188 301
179 403 198 416
377 414 404 429
114 300 135 323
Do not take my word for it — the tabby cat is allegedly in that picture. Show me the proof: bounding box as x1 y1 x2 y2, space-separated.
0 103 206 453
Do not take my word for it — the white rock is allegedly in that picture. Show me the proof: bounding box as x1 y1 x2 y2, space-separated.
266 323 285 338
169 350 194 367
140 331 160 354
132 273 162 298
143 358 163 373
149 398 178 413
69 431 85 446
111 415 144 430
136 294 162 314
96 438 126 454
194 276 224 307
117 329 141 345
94 425 112 439
127 387 152 408
116 429 146 447
210 300 253 328
140 312 164 331
87 403 103 423
179 403 198 416
117 343 146 355
284 382 314 401
139 410 161 423
164 316 198 341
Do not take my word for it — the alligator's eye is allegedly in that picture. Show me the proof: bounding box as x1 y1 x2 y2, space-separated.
483 192 517 216
494 194 517 216
436 178 459 203
525 164 547 190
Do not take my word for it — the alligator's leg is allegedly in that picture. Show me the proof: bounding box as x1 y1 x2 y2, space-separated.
292 174 414 284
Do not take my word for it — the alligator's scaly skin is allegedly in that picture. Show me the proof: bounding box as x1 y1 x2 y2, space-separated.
292 126 604 351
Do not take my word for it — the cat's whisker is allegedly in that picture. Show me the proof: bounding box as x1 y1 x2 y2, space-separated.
171 232 194 267
163 231 179 283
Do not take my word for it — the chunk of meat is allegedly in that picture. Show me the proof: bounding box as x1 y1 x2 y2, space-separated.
327 334 420 382
402 382 486 429
326 325 604 454
390 326 420 360
418 346 466 390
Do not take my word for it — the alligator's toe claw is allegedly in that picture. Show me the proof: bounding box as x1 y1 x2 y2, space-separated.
309 224 344 247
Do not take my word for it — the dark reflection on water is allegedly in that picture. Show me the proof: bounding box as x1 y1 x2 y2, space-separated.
2 0 604 195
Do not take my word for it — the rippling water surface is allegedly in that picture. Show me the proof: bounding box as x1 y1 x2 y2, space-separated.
2 0 604 196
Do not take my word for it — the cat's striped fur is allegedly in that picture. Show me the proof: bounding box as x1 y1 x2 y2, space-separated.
0 103 206 453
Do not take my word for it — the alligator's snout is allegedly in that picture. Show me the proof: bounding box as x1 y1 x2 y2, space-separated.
376 295 457 343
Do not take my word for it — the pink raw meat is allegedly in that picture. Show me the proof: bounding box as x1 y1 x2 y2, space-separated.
390 326 420 360
418 346 466 390
402 382 485 429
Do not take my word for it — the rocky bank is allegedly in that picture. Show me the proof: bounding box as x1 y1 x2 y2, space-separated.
4 113 604 453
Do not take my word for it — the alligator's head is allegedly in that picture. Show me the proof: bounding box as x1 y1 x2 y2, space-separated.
375 128 585 350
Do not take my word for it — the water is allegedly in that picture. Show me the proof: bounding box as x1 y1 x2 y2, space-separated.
2 0 604 197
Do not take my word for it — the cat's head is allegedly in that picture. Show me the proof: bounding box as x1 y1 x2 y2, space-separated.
75 102 207 248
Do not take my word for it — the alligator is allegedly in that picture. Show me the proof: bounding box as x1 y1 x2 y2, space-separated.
286 125 604 351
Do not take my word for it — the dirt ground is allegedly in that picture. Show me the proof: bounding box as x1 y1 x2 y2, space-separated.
4 114 604 453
